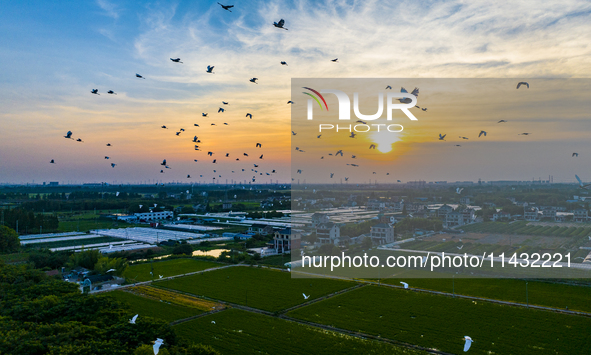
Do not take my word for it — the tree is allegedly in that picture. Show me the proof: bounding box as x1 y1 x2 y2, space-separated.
0 225 20 254
361 236 373 249
172 243 193 256
94 256 129 276
66 249 101 270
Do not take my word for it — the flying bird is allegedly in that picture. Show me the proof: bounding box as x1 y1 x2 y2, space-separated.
250 77 258 84
218 107 225 113
161 125 167 129
273 19 288 30
246 113 252 119
136 73 145 79
478 131 487 137
91 89 99 95
222 101 229 105
349 132 356 138
129 314 138 324
438 134 446 141
105 156 110 159
218 2 233 12
572 152 579 157
456 187 464 194
202 113 208 117
256 143 261 147
111 163 116 168
76 138 83 142
497 120 507 123
206 65 215 73
161 159 167 166
303 293 310 300
106 143 112 146
516 82 529 89
287 100 294 104
369 144 376 149
50 159 55 164
463 336 474 352
331 58 338 62
518 133 530 135
107 90 116 95
317 134 321 138
400 282 409 289
64 131 73 139
386 85 392 89
153 338 164 355
292 131 297 135
170 58 183 63
281 61 288 66
575 174 590 189
459 136 469 140
422 108 427 111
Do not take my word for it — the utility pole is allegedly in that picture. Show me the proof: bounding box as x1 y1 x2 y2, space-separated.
525 281 529 308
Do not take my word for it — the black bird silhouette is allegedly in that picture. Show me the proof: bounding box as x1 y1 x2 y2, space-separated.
202 113 208 117
161 125 168 129
281 61 288 66
64 131 73 139
222 101 229 105
136 73 145 79
208 152 213 156
170 58 183 63
206 65 215 73
331 58 338 62
107 90 116 95
256 143 261 147
259 155 263 159
287 100 294 104
250 78 258 84
105 156 110 159
213 159 217 163
517 82 529 89
111 163 116 168
50 159 55 164
106 143 111 146
161 159 167 166
246 113 252 119
187 175 191 178
218 2 233 12
218 107 225 113
76 138 83 142
91 89 99 95
273 19 288 30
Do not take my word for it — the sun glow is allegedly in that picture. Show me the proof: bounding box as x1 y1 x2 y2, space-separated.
370 130 402 153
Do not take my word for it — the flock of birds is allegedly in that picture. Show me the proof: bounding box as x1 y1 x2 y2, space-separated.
53 5 316 184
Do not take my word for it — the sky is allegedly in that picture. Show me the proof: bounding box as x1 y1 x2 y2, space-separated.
1 0 591 185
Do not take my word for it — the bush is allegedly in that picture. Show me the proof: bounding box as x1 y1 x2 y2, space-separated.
0 226 20 254
173 243 193 256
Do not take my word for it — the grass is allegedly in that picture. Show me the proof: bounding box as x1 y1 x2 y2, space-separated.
156 266 355 312
123 258 221 282
107 290 204 323
382 278 591 313
288 285 591 355
174 309 426 355
258 253 290 266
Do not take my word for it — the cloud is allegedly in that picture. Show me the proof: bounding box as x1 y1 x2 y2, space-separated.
96 0 120 19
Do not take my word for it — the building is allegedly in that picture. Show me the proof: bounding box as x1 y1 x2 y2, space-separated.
316 222 340 245
248 224 274 235
445 211 468 228
459 196 471 205
273 227 300 253
524 207 540 221
222 202 232 210
492 211 511 221
573 209 589 222
370 223 395 245
367 199 386 211
438 204 454 217
134 211 173 222
311 213 330 227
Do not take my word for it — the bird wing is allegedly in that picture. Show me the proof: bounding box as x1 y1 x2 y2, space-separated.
463 339 472 352
132 314 138 322
576 175 583 185
278 19 285 27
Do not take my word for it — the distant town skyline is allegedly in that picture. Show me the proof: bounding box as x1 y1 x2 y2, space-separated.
1 1 591 184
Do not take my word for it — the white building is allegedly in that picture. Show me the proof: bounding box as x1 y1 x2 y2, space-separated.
316 222 340 245
134 211 173 222
370 223 395 245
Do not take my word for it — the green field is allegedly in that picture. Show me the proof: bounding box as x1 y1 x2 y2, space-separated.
157 266 355 312
461 221 591 237
288 285 591 355
382 278 591 313
175 309 425 355
107 290 204 322
124 258 222 282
